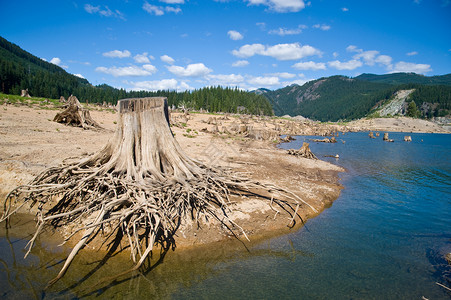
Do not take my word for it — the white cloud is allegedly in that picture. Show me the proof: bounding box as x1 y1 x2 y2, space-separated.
73 73 85 79
165 6 182 13
160 0 184 3
232 43 266 58
84 4 99 14
282 78 311 86
407 51 419 56
143 1 182 15
328 59 363 70
232 60 250 67
142 64 158 73
134 53 151 63
246 0 306 13
247 76 280 86
342 7 349 11
206 74 245 86
375 55 392 66
263 43 321 61
103 50 131 58
50 57 68 69
389 61 432 74
84 4 125 20
292 61 326 71
129 79 192 91
95 65 157 77
228 30 244 40
160 55 175 64
346 46 393 67
312 24 331 31
346 45 360 53
143 3 164 15
333 52 339 58
268 25 306 36
232 43 321 61
271 72 296 79
167 63 212 77
50 57 62 65
353 50 380 66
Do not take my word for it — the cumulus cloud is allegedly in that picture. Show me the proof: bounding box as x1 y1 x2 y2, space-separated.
73 73 85 79
50 57 68 69
292 61 326 71
271 72 296 79
407 51 419 56
246 0 306 13
232 43 321 61
95 64 157 77
375 55 393 66
232 60 249 67
129 79 192 91
247 76 280 86
143 1 182 15
103 50 131 58
232 44 266 58
228 30 244 40
346 46 393 67
206 74 245 86
328 59 363 70
84 4 125 20
160 55 175 64
268 25 306 36
167 63 212 77
389 61 432 74
133 53 151 63
50 57 62 65
353 50 380 66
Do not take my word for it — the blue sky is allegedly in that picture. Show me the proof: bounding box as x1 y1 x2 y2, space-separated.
1 0 450 91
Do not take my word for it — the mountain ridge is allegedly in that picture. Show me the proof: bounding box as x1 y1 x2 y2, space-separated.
259 74 451 121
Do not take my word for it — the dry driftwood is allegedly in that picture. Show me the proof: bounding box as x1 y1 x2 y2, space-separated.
1 97 314 287
53 95 102 130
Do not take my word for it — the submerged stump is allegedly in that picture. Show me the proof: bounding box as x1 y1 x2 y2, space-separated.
1 97 314 287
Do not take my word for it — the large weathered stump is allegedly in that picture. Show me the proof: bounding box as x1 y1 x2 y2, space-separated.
54 95 102 129
2 97 314 287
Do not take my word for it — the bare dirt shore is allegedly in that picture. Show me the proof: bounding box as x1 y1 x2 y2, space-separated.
1 101 447 250
0 102 348 249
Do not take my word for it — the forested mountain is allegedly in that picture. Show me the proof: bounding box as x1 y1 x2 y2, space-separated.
0 36 273 115
261 74 451 121
355 73 451 86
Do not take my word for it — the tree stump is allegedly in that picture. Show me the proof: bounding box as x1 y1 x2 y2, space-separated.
287 142 318 159
2 97 314 287
53 95 102 129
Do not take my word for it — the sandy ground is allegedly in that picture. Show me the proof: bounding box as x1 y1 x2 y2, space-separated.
347 116 449 133
0 101 448 249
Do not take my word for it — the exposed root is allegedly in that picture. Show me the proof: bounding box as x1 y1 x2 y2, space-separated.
1 97 314 287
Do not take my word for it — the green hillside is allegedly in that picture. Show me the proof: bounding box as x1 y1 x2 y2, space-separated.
0 36 273 115
262 74 451 121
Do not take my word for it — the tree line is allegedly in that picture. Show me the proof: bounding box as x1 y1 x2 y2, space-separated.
0 36 273 115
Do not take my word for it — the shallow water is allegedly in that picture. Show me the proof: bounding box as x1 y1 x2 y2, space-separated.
1 132 450 299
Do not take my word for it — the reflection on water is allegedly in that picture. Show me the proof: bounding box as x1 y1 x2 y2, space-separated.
1 132 450 299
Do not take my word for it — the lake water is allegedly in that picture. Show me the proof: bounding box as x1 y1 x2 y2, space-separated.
1 132 450 299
